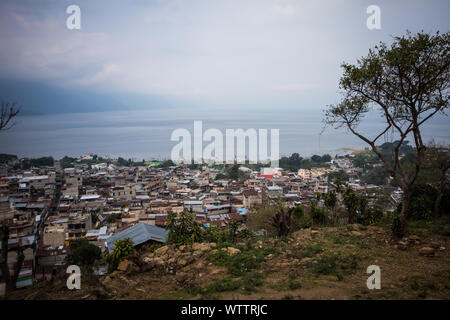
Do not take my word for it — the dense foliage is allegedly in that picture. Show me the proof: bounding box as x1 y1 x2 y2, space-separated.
103 238 134 273
67 239 102 270
167 211 203 246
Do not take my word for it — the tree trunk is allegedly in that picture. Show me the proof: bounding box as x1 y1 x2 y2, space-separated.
0 226 12 296
434 188 443 218
399 191 410 237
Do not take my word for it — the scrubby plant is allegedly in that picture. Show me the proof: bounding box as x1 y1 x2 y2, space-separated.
103 238 134 273
167 210 203 246
310 200 329 226
67 239 101 271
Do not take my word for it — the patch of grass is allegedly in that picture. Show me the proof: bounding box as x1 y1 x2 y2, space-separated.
202 272 264 295
207 246 272 276
297 244 323 259
409 278 438 292
242 272 264 292
313 253 360 276
267 282 286 292
408 220 428 230
287 274 302 290
332 236 345 245
205 276 242 293
314 254 338 276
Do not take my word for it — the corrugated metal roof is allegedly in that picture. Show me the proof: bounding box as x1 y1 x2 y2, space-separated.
106 222 168 252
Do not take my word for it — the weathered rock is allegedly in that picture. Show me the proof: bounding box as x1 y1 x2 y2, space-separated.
192 242 212 252
175 272 189 284
429 242 441 249
300 257 312 264
264 254 274 261
419 247 435 257
148 257 165 268
210 268 222 276
311 230 320 236
177 255 194 267
102 275 113 286
407 235 421 245
397 241 408 251
226 247 241 255
192 250 204 259
117 260 134 272
154 245 169 256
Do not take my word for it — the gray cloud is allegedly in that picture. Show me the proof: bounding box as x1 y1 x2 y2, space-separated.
0 0 449 111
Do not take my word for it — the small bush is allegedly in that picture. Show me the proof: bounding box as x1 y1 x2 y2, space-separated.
287 274 302 290
167 210 203 246
208 246 270 276
314 255 338 275
104 238 134 273
313 253 360 276
204 272 263 294
67 239 101 270
297 244 323 259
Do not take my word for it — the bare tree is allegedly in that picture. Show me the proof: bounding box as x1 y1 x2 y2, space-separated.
324 31 449 237
0 102 20 130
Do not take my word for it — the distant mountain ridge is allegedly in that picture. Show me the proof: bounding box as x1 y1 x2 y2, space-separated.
0 79 176 115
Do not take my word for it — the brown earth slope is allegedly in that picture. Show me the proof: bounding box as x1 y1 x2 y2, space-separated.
8 223 450 300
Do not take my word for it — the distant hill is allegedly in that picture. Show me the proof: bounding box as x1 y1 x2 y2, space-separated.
0 153 18 164
0 79 175 116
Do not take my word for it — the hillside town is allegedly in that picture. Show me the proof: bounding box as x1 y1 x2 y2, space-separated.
0 151 401 292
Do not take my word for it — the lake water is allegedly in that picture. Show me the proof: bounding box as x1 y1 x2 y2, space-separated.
0 107 449 160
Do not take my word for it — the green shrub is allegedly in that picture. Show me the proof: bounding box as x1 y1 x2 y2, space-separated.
167 210 203 246
297 244 323 259
104 238 134 272
208 247 269 276
204 225 228 243
314 254 338 275
242 272 264 292
287 274 302 290
203 272 263 294
313 253 360 276
310 200 329 226
67 239 101 270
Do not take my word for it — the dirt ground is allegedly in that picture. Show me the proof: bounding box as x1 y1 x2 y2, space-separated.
7 222 450 300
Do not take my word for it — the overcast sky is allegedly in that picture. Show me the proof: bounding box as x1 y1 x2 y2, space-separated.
0 0 449 113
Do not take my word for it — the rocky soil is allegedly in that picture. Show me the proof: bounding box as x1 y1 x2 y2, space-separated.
8 223 450 300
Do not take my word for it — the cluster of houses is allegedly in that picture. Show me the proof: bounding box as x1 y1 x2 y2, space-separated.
0 154 399 294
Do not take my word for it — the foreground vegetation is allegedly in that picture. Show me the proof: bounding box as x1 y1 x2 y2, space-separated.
9 217 450 300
